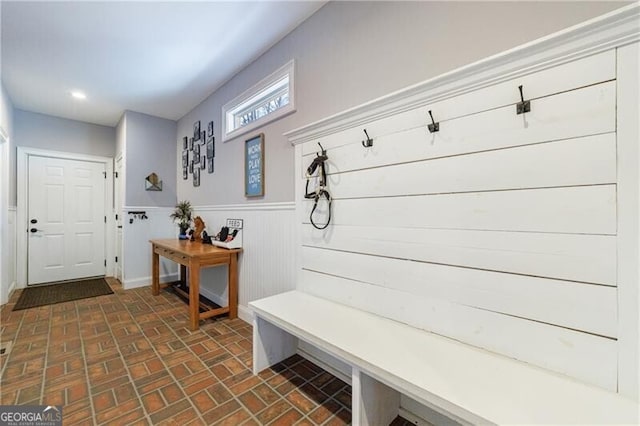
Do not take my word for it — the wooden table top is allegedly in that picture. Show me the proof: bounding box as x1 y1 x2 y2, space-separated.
150 239 242 257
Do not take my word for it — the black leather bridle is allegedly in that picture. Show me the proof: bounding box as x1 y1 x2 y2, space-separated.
304 143 332 230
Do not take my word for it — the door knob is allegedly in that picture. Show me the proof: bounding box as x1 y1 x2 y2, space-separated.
30 228 38 233
30 219 38 224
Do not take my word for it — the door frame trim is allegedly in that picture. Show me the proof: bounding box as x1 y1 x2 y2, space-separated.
17 147 114 288
0 127 9 304
114 153 124 282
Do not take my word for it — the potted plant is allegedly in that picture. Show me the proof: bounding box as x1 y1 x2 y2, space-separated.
170 200 193 239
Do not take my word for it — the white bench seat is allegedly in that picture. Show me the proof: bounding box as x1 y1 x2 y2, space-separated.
250 290 640 425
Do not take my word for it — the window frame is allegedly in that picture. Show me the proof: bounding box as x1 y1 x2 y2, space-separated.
222 60 296 142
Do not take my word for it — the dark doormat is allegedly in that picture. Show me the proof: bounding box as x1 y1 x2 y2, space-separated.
13 278 114 311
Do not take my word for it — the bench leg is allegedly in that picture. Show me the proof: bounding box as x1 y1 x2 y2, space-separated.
252 316 298 375
352 368 400 426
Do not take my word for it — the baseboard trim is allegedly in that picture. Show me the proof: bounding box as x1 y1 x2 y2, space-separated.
238 304 253 324
124 273 178 290
199 286 227 309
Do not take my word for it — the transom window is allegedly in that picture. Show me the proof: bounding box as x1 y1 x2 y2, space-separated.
222 60 295 141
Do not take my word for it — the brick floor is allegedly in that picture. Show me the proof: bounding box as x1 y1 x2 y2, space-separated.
0 278 414 425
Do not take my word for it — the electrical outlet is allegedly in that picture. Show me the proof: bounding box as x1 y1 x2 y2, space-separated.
226 219 243 229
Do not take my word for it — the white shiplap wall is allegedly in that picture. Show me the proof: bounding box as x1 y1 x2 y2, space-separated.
289 47 627 393
192 204 296 322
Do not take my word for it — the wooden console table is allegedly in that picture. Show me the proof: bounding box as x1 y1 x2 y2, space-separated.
150 239 242 331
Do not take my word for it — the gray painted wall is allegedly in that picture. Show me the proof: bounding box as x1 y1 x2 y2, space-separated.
11 109 116 205
123 110 177 207
1 83 15 205
176 1 628 205
0 84 12 143
116 114 126 159
14 109 115 158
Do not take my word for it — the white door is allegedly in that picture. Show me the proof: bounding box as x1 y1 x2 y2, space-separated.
28 155 106 285
114 156 123 281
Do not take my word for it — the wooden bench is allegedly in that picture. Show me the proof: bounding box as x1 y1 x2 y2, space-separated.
251 291 639 425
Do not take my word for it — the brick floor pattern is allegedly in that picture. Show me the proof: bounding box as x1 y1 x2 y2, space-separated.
0 278 413 425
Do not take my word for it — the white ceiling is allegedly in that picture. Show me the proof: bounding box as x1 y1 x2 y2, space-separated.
1 1 325 127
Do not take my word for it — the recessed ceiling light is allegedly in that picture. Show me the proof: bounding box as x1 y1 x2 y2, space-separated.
70 91 86 100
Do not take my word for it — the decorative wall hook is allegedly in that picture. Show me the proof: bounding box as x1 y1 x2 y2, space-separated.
127 211 148 224
516 85 531 115
361 129 373 147
427 110 439 133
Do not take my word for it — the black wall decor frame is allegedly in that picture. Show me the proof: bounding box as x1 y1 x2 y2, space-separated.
182 136 188 150
188 137 193 151
193 167 200 187
194 144 201 164
193 121 201 141
182 150 189 168
206 135 215 159
207 121 214 137
182 167 188 180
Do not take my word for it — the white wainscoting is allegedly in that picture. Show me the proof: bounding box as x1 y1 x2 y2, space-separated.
4 207 17 302
192 203 296 323
121 206 178 289
288 39 624 392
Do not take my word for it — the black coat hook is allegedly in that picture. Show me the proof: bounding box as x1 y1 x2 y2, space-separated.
516 85 531 115
361 129 373 147
427 110 439 133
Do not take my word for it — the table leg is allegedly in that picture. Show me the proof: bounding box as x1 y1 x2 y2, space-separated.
152 246 160 296
229 253 238 319
180 265 187 285
189 260 201 331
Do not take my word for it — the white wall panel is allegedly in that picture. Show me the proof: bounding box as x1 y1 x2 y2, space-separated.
303 81 615 178
7 208 16 299
302 246 617 337
326 133 615 199
616 41 640 399
299 269 617 391
287 14 635 397
305 185 616 235
192 204 296 316
302 225 616 285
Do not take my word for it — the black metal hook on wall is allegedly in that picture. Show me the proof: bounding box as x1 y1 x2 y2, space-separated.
516 85 531 115
361 129 373 148
427 110 439 133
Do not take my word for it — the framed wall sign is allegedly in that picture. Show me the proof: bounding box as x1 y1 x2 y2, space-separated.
245 133 264 197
